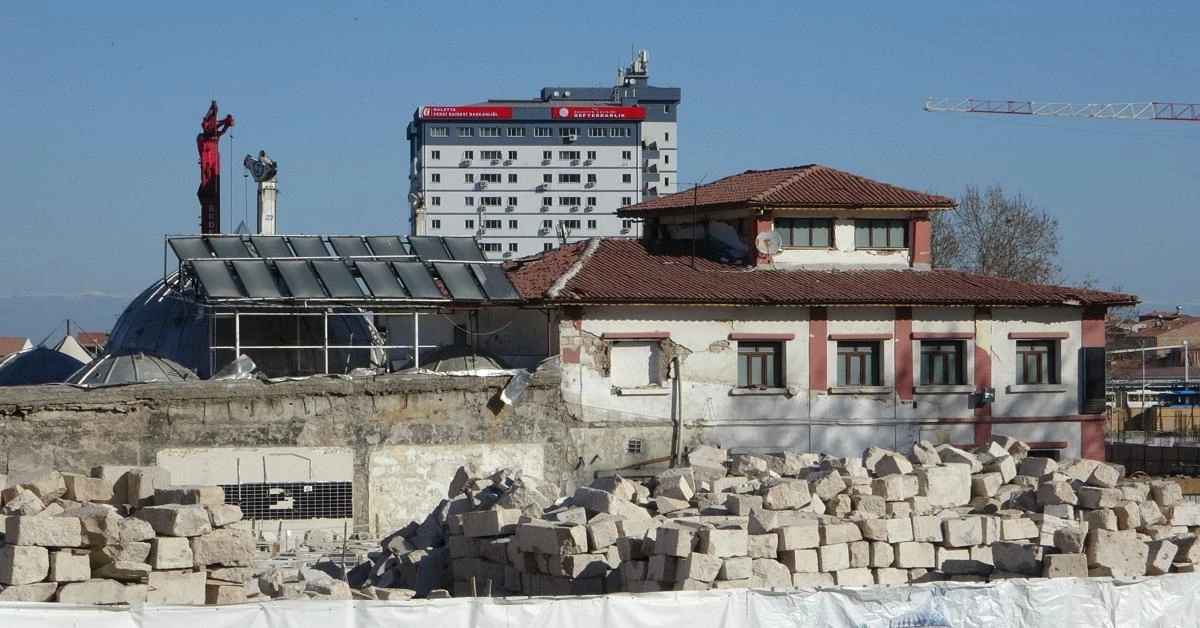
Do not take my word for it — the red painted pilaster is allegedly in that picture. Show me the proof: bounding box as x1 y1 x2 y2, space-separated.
809 307 828 391
895 307 913 401
1082 306 1106 346
745 213 774 266
973 306 993 444
1081 417 1106 461
910 216 932 267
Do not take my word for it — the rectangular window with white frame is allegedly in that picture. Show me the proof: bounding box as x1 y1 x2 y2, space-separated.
588 128 605 138
430 127 448 137
481 242 500 252
919 340 966 385
507 128 524 137
535 127 552 137
481 150 502 160
559 150 581 160
430 173 441 183
738 341 783 389
776 218 832 248
431 196 441 206
508 242 518 253
480 127 500 137
430 150 441 160
507 197 518 206
622 150 632 160
1016 340 1059 385
480 197 502 207
480 173 501 183
837 341 882 386
457 127 473 137
430 219 441 229
507 219 518 229
507 174 518 183
559 127 579 137
483 219 501 229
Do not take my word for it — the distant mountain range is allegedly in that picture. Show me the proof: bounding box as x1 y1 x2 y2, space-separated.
0 294 131 344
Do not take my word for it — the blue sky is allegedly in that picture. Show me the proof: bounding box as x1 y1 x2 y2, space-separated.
2 2 1198 338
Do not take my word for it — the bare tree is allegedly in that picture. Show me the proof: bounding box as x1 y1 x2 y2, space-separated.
931 184 1061 284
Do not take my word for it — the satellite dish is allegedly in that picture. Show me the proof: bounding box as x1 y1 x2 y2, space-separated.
755 230 783 256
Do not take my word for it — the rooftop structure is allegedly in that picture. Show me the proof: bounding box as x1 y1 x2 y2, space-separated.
407 50 680 259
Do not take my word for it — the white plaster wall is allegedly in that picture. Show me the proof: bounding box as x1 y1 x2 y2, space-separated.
368 444 544 536
156 447 353 485
989 422 1082 458
990 308 1083 417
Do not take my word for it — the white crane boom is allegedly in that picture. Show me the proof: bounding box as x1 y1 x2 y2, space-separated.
924 97 1200 121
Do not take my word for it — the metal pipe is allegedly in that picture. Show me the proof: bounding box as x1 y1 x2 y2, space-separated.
413 312 420 370
323 310 330 374
671 356 683 468
234 310 241 358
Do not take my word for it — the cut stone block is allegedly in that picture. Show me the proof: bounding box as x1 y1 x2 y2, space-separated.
699 527 747 558
971 473 1003 498
835 567 874 586
1082 509 1118 532
807 470 847 502
125 467 171 507
93 561 151 582
206 582 248 605
4 469 66 504
1086 464 1120 489
655 527 697 558
818 543 850 573
849 540 870 569
893 542 935 569
915 465 971 508
554 553 609 579
6 515 83 547
874 453 914 477
154 485 225 506
207 504 244 527
1018 456 1057 478
820 522 862 545
762 480 810 510
1053 525 1088 554
1146 539 1179 576
461 508 522 537
1037 481 1078 507
191 528 255 567
150 536 194 570
911 516 944 543
751 558 792 587
586 516 621 551
0 544 48 585
119 517 156 544
1140 501 1166 527
870 541 894 568
134 504 212 537
777 523 820 550
59 503 121 546
935 446 982 473
1112 501 1141 530
1001 517 1039 541
871 474 919 501
942 517 982 548
992 542 1043 576
64 475 114 504
1044 553 1088 578
49 549 90 582
748 533 779 558
909 441 942 467
2 488 45 516
1086 528 1148 578
875 567 909 584
779 549 818 573
1168 503 1200 527
655 470 695 502
654 496 690 514
1076 486 1121 510
792 572 835 587
852 495 887 517
982 456 1017 483
725 494 763 516
0 582 57 602
676 552 723 583
646 554 677 582
719 556 753 581
147 570 206 605
1150 481 1183 508
58 579 133 605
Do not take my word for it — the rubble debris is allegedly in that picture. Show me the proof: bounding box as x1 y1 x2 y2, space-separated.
360 437 1200 597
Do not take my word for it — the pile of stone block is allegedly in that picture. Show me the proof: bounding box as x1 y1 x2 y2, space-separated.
361 437 1200 597
0 466 258 605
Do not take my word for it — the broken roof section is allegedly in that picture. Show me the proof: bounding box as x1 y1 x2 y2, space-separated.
508 238 1139 307
166 234 521 306
618 164 957 216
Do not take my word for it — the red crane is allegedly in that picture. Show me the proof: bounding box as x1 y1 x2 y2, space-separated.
197 101 235 234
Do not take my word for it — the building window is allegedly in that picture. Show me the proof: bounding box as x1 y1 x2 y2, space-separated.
920 341 966 385
430 127 448 137
665 177 670 186
559 150 581 160
622 150 632 160
776 218 832 248
431 150 441 160
507 174 518 183
542 150 553 160
665 154 670 164
508 150 518 160
854 219 908 249
508 219 518 229
622 174 632 183
483 219 501 229
738 341 783 389
482 242 501 252
462 150 474 160
507 128 524 137
587 174 597 184
544 243 555 251
626 438 644 454
430 219 441 229
587 219 597 229
611 128 630 138
664 131 670 141
837 341 882 386
586 197 597 206
622 219 633 229
431 196 441 206
464 196 474 206
611 341 663 388
481 197 502 207
481 150 502 160
480 127 500 137
481 173 501 183
664 104 671 113
1017 340 1059 385
465 219 475 228
558 196 581 206
457 127 473 137
542 219 553 229
588 128 605 138
542 196 552 206
508 243 519 253
621 196 632 205
586 151 597 161
559 127 580 137
430 173 441 183
535 127 552 137
559 173 581 183
560 219 581 229
464 173 475 183
507 197 518 206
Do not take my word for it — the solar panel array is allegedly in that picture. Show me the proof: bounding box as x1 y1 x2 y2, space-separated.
167 235 520 304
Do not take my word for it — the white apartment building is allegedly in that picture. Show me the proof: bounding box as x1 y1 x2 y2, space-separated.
406 51 680 258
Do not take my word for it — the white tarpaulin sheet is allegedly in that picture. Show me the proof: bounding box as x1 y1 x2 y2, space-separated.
4 574 1200 627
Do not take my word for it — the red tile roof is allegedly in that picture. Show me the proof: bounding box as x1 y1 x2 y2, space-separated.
1127 316 1200 338
507 239 1138 307
619 165 957 215
76 332 109 350
0 337 31 356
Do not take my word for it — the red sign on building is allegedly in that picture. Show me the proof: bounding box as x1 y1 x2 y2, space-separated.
419 106 514 119
551 106 647 120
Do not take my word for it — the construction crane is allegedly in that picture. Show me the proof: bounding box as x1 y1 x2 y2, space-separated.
196 100 235 234
924 98 1200 122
